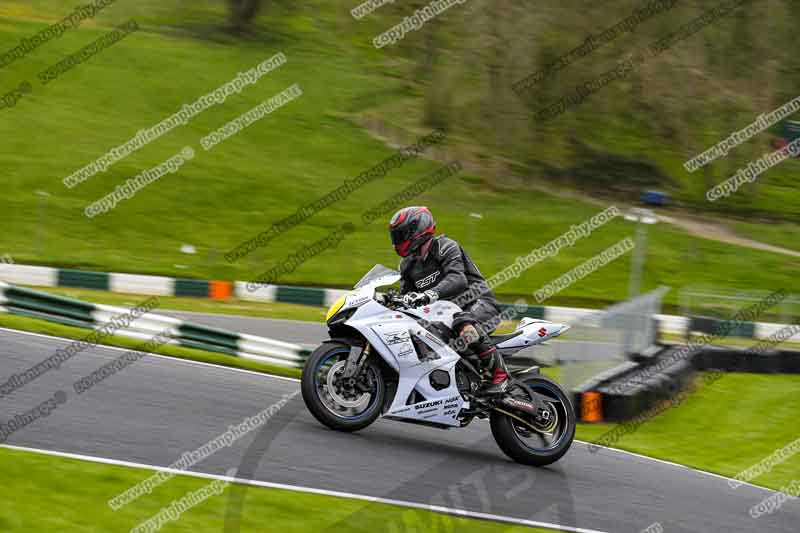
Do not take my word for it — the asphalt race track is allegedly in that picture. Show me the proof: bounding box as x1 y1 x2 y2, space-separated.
2 326 797 533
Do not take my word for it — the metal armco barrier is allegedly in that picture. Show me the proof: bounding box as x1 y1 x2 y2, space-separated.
575 342 800 423
0 281 309 368
4 263 798 342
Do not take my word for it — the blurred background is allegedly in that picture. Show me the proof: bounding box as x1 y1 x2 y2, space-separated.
1 0 797 309
1 1 799 532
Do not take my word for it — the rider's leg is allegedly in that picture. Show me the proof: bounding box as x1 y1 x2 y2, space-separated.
452 301 509 393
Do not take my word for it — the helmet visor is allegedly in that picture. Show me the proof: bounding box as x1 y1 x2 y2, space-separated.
390 225 414 246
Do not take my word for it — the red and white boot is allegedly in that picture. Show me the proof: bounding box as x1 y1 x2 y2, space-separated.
479 347 509 395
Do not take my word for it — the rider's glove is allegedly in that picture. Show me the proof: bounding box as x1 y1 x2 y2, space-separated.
403 290 439 308
403 292 429 308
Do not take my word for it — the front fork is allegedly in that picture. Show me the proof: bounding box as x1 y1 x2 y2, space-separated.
340 343 376 397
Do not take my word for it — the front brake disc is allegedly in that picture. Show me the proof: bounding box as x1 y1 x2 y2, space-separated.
326 361 369 408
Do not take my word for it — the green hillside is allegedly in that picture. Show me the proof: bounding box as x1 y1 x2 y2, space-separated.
1 1 797 309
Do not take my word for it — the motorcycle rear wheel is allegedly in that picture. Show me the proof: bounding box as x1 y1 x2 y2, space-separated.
489 374 575 467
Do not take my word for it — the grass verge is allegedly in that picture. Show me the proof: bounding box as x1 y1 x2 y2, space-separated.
575 372 800 491
730 219 800 253
0 447 559 533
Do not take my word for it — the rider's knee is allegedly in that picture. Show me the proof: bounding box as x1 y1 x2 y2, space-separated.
452 312 476 333
459 324 480 345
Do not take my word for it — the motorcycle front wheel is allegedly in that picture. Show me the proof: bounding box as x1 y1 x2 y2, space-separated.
301 342 385 432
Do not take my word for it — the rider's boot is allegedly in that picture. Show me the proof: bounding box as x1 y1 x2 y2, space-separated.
478 346 510 395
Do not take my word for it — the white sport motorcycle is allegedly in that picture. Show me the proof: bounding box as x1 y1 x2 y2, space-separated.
301 265 575 466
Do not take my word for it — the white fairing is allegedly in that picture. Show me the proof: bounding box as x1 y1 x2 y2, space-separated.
346 299 466 427
495 317 571 350
335 266 568 427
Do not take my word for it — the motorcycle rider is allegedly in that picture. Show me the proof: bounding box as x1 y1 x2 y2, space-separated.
389 206 509 394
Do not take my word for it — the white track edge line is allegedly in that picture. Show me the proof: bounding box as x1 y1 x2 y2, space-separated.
0 443 607 533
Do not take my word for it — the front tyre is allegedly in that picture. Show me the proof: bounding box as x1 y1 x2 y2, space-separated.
490 374 575 467
301 342 385 432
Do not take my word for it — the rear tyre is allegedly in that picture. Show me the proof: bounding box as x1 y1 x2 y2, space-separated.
301 342 385 432
490 374 575 467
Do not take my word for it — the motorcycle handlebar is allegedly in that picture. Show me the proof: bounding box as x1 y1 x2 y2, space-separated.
379 292 408 310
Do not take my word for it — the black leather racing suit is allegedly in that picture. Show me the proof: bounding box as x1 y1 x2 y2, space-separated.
399 235 501 336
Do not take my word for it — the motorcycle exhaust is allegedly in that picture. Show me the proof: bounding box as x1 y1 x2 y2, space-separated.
498 397 556 430
499 397 538 415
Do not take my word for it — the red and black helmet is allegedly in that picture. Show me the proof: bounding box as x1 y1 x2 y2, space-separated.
389 206 436 257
